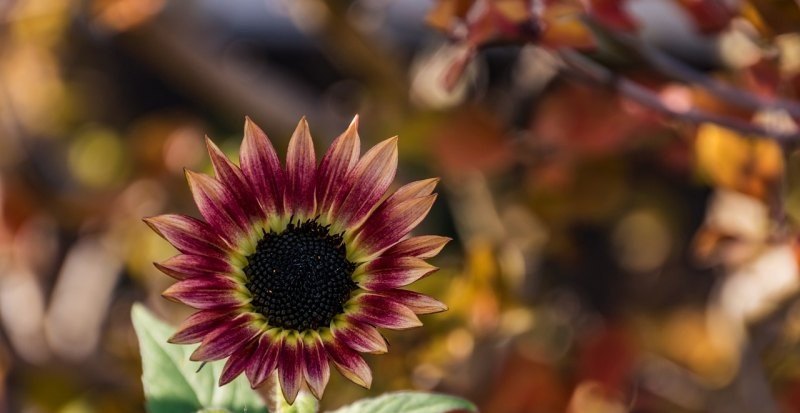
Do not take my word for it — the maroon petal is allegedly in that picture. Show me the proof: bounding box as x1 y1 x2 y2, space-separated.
302 332 331 399
285 118 317 218
169 310 236 344
219 336 259 385
191 314 259 361
185 171 251 245
241 117 284 217
332 137 398 230
162 276 242 310
317 115 360 218
351 194 436 261
383 178 439 207
374 290 448 315
351 293 422 330
205 137 263 221
245 331 280 388
356 256 438 291
332 316 388 354
155 254 232 280
277 332 304 404
382 235 451 259
143 214 228 258
322 332 372 388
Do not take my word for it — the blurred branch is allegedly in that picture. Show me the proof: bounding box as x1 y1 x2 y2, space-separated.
589 19 800 119
283 0 409 112
118 15 341 134
557 48 800 143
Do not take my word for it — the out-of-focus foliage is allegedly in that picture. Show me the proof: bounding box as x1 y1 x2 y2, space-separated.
131 304 267 413
2 0 800 412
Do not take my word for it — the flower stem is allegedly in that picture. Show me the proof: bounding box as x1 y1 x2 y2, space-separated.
274 375 319 413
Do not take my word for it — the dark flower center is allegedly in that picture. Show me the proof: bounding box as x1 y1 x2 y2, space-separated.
244 219 357 331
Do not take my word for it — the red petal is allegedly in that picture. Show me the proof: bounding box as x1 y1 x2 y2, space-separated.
317 115 361 218
185 171 251 245
155 254 232 280
241 117 284 217
219 336 259 385
383 178 439 206
302 332 331 399
205 137 263 221
191 314 259 361
245 332 280 388
374 290 447 314
143 214 228 258
162 276 242 310
332 137 398 229
285 117 316 218
332 317 388 354
382 235 451 259
351 293 422 330
169 310 236 344
351 194 436 261
356 256 438 290
277 332 303 404
323 333 372 388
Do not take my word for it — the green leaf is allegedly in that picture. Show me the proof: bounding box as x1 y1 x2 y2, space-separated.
327 392 477 413
277 391 318 413
131 303 268 413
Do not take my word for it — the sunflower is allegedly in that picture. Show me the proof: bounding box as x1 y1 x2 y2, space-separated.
144 116 447 403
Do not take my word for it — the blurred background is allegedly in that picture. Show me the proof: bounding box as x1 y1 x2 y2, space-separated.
2 0 800 412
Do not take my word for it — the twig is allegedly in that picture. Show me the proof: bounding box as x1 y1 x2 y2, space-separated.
556 48 800 143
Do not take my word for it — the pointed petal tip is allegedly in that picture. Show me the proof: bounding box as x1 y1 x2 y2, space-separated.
188 350 204 362
204 135 222 155
166 333 185 345
142 217 158 233
160 287 181 304
152 261 169 275
243 117 269 142
296 116 310 131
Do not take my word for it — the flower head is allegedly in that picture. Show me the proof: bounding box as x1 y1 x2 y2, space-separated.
144 116 447 403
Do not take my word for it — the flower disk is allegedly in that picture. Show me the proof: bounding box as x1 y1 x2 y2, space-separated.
145 116 449 404
244 221 357 331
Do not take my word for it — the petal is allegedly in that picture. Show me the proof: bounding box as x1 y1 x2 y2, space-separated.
155 254 232 280
205 137 263 221
143 214 228 258
277 332 303 404
245 331 281 388
332 137 398 230
169 310 237 344
350 194 437 262
241 117 284 217
350 293 422 330
383 178 439 207
285 117 317 218
162 276 243 310
185 170 251 245
322 331 372 388
382 235 451 259
219 336 259 385
332 316 388 354
355 256 438 290
374 290 448 315
191 313 259 361
302 331 331 399
317 115 361 218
